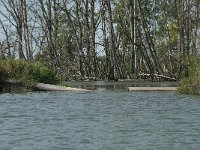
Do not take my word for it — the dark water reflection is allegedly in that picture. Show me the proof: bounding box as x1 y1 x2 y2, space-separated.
67 80 178 91
0 90 200 150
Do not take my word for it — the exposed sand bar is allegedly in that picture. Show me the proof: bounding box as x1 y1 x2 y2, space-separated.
128 87 177 91
34 83 92 92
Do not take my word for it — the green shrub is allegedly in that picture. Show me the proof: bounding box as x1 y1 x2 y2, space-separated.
178 77 198 95
27 62 59 84
178 59 200 95
0 59 15 80
0 59 65 92
0 59 59 84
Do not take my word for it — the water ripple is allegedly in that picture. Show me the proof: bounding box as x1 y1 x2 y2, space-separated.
0 91 200 149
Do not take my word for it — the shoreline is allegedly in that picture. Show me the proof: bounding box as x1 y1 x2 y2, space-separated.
33 83 92 92
128 87 177 91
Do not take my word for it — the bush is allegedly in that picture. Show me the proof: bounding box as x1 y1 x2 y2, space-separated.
178 59 200 95
178 77 198 95
0 59 59 84
27 62 59 84
0 59 16 80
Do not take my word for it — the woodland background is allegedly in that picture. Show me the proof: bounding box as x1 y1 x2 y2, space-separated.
0 0 199 81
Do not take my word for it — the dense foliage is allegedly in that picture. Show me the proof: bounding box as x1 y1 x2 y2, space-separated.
27 62 59 84
0 0 200 94
178 57 200 95
0 59 59 89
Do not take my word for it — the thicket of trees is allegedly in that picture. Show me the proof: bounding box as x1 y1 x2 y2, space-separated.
0 0 199 80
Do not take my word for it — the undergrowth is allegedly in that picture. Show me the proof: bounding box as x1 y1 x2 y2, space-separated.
0 59 60 91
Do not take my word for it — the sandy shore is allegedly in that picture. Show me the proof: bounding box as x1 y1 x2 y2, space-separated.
128 87 177 91
34 83 92 92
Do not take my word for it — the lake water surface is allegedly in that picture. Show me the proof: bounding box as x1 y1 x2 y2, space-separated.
0 82 200 150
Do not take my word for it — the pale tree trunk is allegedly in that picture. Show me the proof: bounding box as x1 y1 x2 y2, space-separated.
82 0 98 79
37 0 60 70
192 0 200 56
105 0 116 80
163 2 173 74
61 0 85 78
89 0 97 78
175 0 191 77
137 0 163 74
21 0 33 60
128 0 137 77
18 0 26 59
100 1 109 79
103 0 123 80
75 0 86 78
84 0 93 77
0 19 12 58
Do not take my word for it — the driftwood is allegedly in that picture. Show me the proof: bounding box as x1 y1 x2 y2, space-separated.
34 83 92 92
128 87 177 91
139 73 177 81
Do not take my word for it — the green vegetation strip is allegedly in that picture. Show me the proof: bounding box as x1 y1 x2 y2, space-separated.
0 59 60 92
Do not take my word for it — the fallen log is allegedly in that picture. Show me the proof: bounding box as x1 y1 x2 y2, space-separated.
128 87 177 91
154 74 177 81
139 73 177 81
34 83 92 92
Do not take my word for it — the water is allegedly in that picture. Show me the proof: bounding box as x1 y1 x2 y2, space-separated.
67 80 178 90
0 89 200 149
